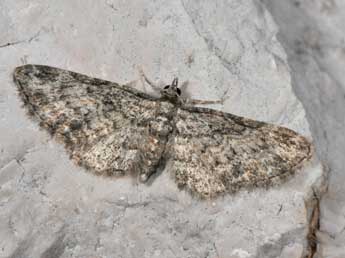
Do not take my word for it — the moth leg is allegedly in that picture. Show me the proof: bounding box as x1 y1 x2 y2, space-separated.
185 95 227 106
124 79 142 89
138 66 162 94
181 81 229 105
188 99 222 105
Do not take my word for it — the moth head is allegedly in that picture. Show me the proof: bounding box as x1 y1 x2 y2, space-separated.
162 77 182 101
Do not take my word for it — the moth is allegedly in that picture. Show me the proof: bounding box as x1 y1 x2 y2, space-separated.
13 64 312 198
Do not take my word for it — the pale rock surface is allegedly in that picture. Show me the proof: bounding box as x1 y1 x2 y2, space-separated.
0 1 324 257
263 0 345 257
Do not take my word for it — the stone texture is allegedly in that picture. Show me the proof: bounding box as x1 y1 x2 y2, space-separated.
0 1 325 257
262 0 345 257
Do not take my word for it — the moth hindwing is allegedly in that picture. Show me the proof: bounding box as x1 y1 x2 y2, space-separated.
14 64 312 198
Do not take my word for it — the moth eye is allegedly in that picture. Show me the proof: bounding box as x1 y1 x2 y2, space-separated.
13 64 313 198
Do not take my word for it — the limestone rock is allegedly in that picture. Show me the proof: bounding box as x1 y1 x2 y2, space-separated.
0 1 325 257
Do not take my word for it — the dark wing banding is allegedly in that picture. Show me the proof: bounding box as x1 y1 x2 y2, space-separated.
169 106 312 198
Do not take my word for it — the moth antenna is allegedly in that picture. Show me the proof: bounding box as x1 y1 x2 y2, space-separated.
14 64 313 198
172 77 178 88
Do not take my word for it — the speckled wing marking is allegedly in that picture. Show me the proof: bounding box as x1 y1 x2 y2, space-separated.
169 107 312 198
14 64 312 198
13 65 174 179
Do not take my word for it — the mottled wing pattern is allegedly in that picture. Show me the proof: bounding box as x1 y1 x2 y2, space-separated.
14 65 173 179
169 107 312 198
14 65 313 198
